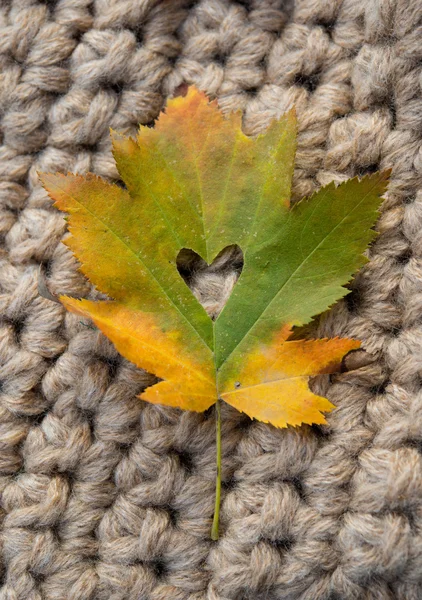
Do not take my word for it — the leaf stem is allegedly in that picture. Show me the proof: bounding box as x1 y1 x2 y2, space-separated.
211 397 222 540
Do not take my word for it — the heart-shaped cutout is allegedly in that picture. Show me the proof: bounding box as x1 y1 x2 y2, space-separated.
176 245 244 320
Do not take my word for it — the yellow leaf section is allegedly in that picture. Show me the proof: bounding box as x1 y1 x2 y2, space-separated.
61 296 217 412
219 325 360 428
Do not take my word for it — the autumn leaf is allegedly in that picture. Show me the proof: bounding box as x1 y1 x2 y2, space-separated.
40 87 388 538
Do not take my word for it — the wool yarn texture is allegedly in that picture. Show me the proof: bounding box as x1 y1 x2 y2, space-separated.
1 1 422 599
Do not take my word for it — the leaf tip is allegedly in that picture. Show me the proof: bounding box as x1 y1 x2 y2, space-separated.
285 104 297 123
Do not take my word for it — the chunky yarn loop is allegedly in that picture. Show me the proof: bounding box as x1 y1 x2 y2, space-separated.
1 1 422 598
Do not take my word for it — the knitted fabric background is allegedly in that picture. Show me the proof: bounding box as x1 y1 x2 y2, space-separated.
1 0 422 598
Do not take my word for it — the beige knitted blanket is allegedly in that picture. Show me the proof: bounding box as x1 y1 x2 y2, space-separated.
1 1 422 598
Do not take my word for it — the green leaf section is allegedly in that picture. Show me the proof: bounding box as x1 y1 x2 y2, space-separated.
215 171 389 370
112 92 295 267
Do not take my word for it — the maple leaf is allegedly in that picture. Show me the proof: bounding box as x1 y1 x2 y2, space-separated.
40 87 388 538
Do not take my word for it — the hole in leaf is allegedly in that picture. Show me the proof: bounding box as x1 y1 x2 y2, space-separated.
176 245 244 320
176 248 208 282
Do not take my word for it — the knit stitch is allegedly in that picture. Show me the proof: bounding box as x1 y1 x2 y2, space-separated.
1 1 422 598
